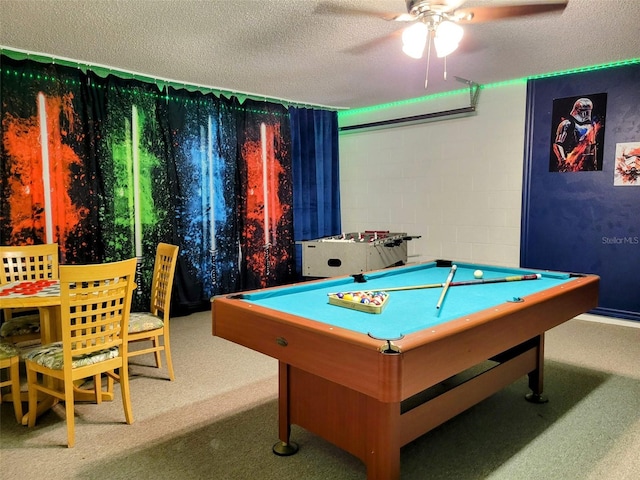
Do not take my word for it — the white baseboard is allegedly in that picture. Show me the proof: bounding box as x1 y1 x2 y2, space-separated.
574 313 640 328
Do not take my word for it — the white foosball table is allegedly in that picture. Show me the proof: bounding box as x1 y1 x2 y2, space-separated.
299 231 418 278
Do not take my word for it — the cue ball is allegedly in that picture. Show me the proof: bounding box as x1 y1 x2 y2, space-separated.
474 270 483 279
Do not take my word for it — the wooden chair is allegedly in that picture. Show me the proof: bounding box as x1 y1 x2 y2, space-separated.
127 243 179 381
0 342 23 423
0 244 59 345
23 258 138 448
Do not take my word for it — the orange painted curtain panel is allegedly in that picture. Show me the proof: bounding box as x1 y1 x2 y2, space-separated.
1 60 100 263
237 101 296 290
1 55 296 313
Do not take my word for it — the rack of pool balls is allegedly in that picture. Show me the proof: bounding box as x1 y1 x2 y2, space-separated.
328 290 390 314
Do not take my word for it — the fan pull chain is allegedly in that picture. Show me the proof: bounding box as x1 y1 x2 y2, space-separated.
424 30 433 89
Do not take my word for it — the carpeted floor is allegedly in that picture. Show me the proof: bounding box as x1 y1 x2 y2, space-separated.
1 311 638 479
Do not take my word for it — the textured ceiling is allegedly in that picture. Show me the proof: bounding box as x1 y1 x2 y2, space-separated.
1 0 639 109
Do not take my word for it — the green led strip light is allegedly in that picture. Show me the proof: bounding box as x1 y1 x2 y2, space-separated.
0 63 289 116
0 47 334 111
339 58 640 118
2 47 637 115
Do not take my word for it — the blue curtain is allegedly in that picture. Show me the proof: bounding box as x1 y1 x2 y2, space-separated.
289 108 341 277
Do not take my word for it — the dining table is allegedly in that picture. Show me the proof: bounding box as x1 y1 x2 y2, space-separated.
0 278 115 424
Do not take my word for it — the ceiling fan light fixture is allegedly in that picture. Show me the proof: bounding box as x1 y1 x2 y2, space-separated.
402 22 429 59
434 20 463 58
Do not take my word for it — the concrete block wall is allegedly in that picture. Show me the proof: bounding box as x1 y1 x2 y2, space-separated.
338 83 528 267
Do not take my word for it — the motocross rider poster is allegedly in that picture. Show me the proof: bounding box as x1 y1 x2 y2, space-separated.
549 92 607 172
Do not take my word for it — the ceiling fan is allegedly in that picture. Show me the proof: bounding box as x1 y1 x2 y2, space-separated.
318 0 569 88
397 0 569 87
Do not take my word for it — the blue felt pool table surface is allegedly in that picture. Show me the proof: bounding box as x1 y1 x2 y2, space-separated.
239 261 571 340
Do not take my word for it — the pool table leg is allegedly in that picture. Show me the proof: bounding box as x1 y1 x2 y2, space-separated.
272 362 401 479
273 362 299 456
364 397 401 480
525 334 548 404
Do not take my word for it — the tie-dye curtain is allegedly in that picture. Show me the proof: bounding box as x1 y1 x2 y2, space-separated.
0 59 105 264
237 100 296 290
0 55 325 314
158 87 242 309
98 75 173 307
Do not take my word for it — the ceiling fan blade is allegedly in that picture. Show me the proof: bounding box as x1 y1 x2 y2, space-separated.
343 31 402 55
390 13 418 22
454 1 568 23
313 1 401 21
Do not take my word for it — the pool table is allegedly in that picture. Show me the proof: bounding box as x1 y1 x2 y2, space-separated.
211 260 599 479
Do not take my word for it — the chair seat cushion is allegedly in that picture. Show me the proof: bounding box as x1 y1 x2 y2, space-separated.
0 314 41 338
22 342 119 370
0 342 20 359
128 312 164 333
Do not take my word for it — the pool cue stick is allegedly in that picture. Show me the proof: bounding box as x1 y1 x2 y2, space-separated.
326 273 542 296
378 273 541 291
449 273 541 287
356 282 444 293
436 264 457 310
326 282 442 296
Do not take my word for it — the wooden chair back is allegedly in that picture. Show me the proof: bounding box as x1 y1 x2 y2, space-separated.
149 243 179 322
0 244 59 343
59 258 137 365
0 244 59 284
126 243 179 381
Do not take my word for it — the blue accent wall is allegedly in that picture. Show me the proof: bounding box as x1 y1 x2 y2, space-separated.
521 63 640 321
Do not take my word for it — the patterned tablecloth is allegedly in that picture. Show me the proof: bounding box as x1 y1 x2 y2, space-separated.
0 280 60 298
